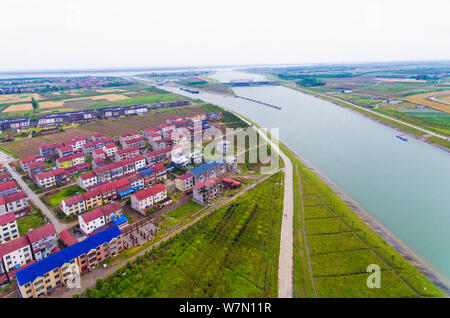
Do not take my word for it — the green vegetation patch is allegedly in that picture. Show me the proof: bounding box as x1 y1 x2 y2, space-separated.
45 185 85 208
88 93 181 109
80 173 284 298
17 210 47 236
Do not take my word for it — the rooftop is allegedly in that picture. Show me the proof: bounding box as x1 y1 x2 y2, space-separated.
26 223 56 244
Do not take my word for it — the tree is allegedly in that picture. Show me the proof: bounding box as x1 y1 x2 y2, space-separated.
31 97 39 110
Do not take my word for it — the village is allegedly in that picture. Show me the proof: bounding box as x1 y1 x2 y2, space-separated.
0 104 250 298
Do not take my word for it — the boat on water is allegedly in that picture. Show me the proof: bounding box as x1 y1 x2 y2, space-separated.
396 134 408 141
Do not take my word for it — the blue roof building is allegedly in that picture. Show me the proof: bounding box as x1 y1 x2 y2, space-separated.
15 225 122 297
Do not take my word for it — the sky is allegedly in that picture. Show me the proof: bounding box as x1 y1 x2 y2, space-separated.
0 0 449 72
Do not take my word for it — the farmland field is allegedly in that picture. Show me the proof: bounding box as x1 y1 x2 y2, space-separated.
402 90 450 114
0 137 51 157
80 172 284 298
42 128 94 143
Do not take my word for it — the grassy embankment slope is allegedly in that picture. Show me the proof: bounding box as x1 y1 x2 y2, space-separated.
80 172 284 297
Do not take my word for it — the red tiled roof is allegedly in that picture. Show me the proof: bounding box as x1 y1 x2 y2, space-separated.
26 223 56 243
39 143 54 149
80 207 104 223
81 188 101 200
124 137 144 144
151 163 166 173
150 133 161 138
117 146 139 155
0 180 16 191
104 143 117 149
113 177 130 189
20 156 37 164
193 177 220 190
59 146 73 152
133 184 166 201
93 157 105 164
100 201 122 216
27 161 44 168
93 149 104 155
62 194 84 206
59 230 77 246
80 171 96 180
146 147 171 158
98 182 117 194
178 173 193 181
0 236 30 257
3 191 26 204
0 212 15 226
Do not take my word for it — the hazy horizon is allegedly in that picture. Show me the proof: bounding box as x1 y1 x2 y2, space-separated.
1 0 449 72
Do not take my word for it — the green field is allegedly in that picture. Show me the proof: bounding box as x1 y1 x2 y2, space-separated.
17 210 47 236
44 185 85 208
80 172 284 298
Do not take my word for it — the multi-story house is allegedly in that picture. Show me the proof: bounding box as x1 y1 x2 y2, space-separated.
16 225 124 298
145 147 171 165
80 188 103 211
192 177 222 204
57 146 74 158
71 137 87 151
122 137 145 149
159 123 175 133
20 156 44 171
78 171 97 190
0 213 19 244
35 169 69 188
166 116 183 124
143 127 162 140
78 202 123 235
175 173 194 192
0 181 17 197
26 224 58 261
127 173 144 189
138 167 156 185
188 159 226 184
131 184 167 214
119 131 140 145
0 172 10 184
92 149 106 160
97 183 118 203
27 161 45 179
92 157 106 170
147 132 162 144
56 153 85 169
91 133 105 141
60 195 86 216
0 236 33 273
0 192 28 215
151 164 167 182
102 143 118 158
114 146 139 162
38 144 57 158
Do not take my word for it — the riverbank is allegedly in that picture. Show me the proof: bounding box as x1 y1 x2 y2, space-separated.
287 85 450 153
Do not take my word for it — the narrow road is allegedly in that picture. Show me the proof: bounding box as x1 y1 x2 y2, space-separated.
0 151 75 233
229 114 294 298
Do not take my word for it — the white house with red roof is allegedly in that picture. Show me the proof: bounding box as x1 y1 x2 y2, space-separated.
92 148 106 160
19 156 44 171
166 116 183 124
57 146 74 158
175 173 194 192
26 224 57 261
102 143 118 158
0 213 19 244
78 202 123 235
71 137 87 151
78 171 98 190
0 192 28 215
114 146 139 162
0 236 33 273
192 177 222 204
131 184 167 214
122 136 145 149
60 194 86 216
119 131 140 144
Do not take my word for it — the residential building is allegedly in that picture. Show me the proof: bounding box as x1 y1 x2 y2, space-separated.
78 202 123 235
143 127 161 139
78 172 97 190
138 167 156 185
81 188 103 211
16 225 124 298
71 137 87 151
92 157 106 170
27 161 45 179
20 156 44 171
0 181 17 197
145 147 171 164
188 159 226 184
0 236 33 273
171 153 190 168
102 143 118 158
58 230 77 247
92 149 106 160
56 153 85 169
57 146 74 158
26 224 58 261
0 213 19 244
122 136 145 149
35 169 69 188
119 131 140 144
97 183 118 203
60 195 86 216
166 116 183 124
131 184 167 214
192 177 222 204
0 192 28 215
38 144 56 158
114 146 139 162
151 164 167 182
175 173 194 192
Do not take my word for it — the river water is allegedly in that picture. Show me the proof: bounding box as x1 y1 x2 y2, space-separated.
161 70 450 285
